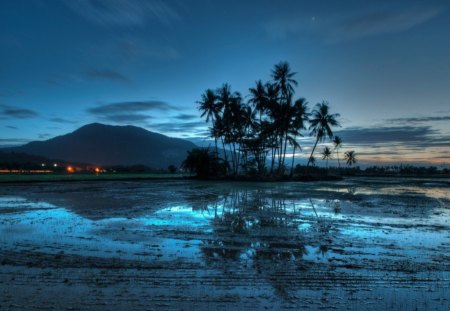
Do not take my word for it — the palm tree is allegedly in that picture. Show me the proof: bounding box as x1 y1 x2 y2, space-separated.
198 89 219 155
271 61 298 100
344 150 357 167
288 135 300 176
248 80 267 122
333 136 342 168
289 98 309 175
309 155 316 167
271 62 298 173
307 101 340 167
321 146 332 168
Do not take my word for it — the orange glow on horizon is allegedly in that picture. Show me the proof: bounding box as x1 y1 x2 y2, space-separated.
66 166 74 173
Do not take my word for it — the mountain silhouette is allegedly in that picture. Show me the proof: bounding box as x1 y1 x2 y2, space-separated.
8 123 196 168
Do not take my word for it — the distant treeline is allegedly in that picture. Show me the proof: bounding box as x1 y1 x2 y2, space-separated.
0 151 176 173
295 164 449 177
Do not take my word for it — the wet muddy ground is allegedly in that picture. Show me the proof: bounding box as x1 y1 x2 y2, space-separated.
1 177 449 310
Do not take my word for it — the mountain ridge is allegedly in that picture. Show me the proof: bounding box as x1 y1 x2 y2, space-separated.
7 123 196 169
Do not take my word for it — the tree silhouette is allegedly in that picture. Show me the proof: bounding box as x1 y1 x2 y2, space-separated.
309 155 316 167
344 150 357 167
333 136 342 169
182 148 225 178
271 61 297 101
198 89 219 155
289 98 309 175
321 146 332 169
192 61 344 178
307 102 340 167
271 62 298 173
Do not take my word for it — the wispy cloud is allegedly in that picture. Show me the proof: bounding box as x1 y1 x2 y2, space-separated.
264 4 445 43
87 100 178 124
387 115 450 124
327 6 443 43
63 0 180 27
0 105 38 119
5 125 18 130
0 138 31 146
49 117 78 124
335 126 449 148
174 113 197 121
88 101 177 114
38 133 51 140
148 121 206 137
103 114 152 123
85 69 130 83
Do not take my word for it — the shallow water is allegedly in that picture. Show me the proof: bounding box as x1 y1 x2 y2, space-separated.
0 177 449 310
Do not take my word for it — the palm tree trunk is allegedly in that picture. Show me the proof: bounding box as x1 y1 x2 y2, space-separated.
290 142 296 176
336 149 341 169
307 136 320 167
214 137 218 157
270 146 275 174
282 131 288 169
221 137 227 163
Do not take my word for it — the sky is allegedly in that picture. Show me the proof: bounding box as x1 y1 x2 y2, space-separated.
1 0 449 167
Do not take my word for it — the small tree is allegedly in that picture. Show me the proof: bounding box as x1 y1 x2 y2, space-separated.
344 150 356 167
321 147 332 168
333 136 342 168
167 165 177 174
182 148 226 178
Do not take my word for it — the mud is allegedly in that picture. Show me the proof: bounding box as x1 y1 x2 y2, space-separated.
1 177 449 310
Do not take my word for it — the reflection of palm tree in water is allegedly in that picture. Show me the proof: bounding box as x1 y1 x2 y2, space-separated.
191 187 337 298
199 189 313 261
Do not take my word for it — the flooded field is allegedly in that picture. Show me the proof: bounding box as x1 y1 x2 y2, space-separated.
1 177 449 310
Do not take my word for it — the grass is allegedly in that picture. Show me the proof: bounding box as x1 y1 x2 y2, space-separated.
0 172 188 183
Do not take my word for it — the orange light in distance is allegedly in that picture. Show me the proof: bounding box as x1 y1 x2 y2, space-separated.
95 167 100 173
67 166 74 173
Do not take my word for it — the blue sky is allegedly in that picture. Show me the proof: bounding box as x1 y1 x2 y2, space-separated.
1 0 449 166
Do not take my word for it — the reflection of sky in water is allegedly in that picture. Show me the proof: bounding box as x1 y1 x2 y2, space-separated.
144 205 213 227
1 179 449 267
317 177 450 200
0 197 202 261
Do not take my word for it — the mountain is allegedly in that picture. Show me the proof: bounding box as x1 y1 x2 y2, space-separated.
8 123 196 169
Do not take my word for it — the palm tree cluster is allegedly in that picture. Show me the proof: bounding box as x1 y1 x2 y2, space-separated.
197 61 351 177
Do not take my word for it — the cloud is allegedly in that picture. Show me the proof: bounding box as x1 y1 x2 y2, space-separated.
265 4 445 43
174 113 197 121
88 101 177 115
103 114 152 123
0 105 38 119
387 115 450 124
63 0 180 27
85 69 130 83
38 133 51 140
326 6 443 43
335 126 449 148
148 121 206 136
5 125 18 130
0 138 31 146
87 100 178 124
49 117 78 124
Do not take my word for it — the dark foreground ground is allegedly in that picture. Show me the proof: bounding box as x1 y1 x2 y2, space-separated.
0 177 449 310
